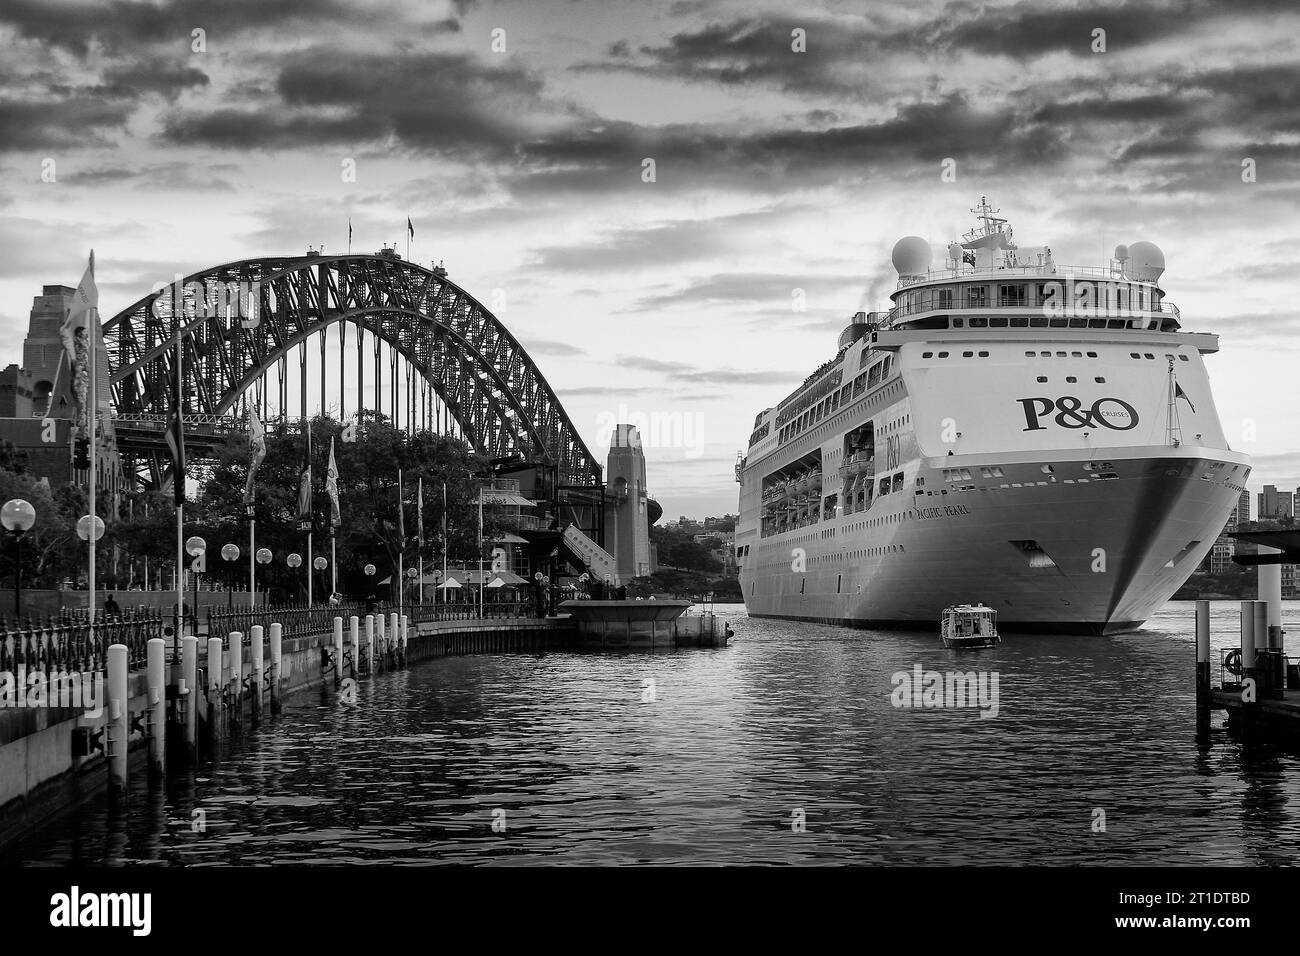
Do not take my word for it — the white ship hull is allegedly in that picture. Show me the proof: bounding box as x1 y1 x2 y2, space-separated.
740 446 1245 634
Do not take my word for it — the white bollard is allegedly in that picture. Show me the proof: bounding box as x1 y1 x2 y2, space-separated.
147 638 166 779
269 622 283 715
401 614 409 660
1259 546 1283 630
1253 601 1270 654
107 644 128 801
365 614 375 673
250 625 264 720
229 631 243 721
350 616 360 678
390 613 399 659
376 613 386 659
182 635 198 759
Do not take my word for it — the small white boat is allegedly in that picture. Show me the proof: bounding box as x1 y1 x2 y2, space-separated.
941 604 1000 649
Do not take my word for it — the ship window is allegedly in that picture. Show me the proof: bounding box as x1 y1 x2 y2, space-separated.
1086 351 1097 357
1066 376 1077 383
1068 318 1088 328
979 351 989 357
1025 351 1035 357
1107 319 1126 329
1130 352 1140 358
882 356 891 375
1056 351 1066 357
1036 376 1048 383
1144 353 1154 359
989 317 1008 327
938 289 953 309
1088 318 1107 328
1095 376 1106 383
937 351 949 358
922 351 933 358
1071 351 1082 357
1040 351 1050 356
1010 316 1029 327
966 287 987 307
999 284 1026 307
1030 316 1048 327
1180 354 1189 361
970 317 988 328
963 351 973 357
1049 318 1068 327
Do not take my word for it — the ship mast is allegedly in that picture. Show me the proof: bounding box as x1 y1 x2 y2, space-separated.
1166 358 1183 447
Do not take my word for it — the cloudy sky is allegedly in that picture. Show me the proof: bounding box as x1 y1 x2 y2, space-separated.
1 0 1297 518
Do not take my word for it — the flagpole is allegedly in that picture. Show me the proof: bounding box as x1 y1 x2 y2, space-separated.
307 530 313 607
174 306 185 643
477 486 484 620
417 476 424 605
249 508 255 609
87 250 97 624
442 481 447 609
397 468 404 615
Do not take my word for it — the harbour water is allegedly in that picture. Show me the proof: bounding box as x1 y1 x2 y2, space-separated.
5 600 1300 866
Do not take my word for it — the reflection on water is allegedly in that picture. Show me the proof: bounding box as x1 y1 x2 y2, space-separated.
5 601 1300 865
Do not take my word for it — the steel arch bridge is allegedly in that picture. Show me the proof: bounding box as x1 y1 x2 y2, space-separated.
103 252 601 492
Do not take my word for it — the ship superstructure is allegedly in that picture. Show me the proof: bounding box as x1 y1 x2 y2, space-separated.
735 199 1249 634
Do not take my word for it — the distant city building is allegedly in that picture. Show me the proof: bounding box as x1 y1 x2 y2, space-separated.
1236 490 1251 526
1258 484 1294 520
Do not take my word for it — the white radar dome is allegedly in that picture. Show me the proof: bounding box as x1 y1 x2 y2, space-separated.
946 242 964 264
892 236 933 276
1126 240 1165 282
1113 244 1129 261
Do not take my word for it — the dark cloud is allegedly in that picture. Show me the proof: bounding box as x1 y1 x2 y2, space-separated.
0 0 379 57
162 49 557 157
95 58 210 100
0 97 132 151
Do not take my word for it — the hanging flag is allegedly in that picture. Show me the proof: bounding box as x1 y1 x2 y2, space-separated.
407 217 414 239
243 407 266 506
397 468 405 542
165 362 185 508
58 252 99 432
348 218 353 244
297 421 313 530
326 436 341 529
1175 382 1196 414
417 476 424 552
442 481 447 544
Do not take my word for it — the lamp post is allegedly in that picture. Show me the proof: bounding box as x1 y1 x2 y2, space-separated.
364 563 377 613
77 514 107 617
406 565 418 606
286 552 303 604
1 499 36 617
255 547 271 605
313 556 328 604
184 535 206 633
221 543 240 608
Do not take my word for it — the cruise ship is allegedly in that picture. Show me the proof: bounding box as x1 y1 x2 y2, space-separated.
735 199 1249 634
